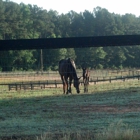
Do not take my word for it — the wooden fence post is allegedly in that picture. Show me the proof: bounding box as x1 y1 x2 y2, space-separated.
20 84 21 90
43 83 45 89
15 84 17 91
55 80 57 88
123 78 125 82
109 77 111 83
31 83 33 90
8 85 11 91
132 71 134 78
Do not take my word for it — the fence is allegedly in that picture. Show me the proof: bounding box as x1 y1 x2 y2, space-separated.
1 35 140 50
0 69 139 91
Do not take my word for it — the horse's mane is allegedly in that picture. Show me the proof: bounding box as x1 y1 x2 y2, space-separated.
66 58 78 79
59 58 78 79
67 58 76 69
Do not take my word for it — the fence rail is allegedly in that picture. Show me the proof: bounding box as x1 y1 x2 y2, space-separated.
1 75 139 91
1 35 140 50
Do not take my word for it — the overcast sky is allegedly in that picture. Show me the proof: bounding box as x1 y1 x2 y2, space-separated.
10 0 140 16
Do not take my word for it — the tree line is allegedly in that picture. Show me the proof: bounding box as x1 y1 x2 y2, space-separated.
0 0 140 71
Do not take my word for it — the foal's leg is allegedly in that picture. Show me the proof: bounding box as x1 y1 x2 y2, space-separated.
84 83 87 93
87 76 89 92
86 77 89 92
84 85 86 93
84 78 88 93
83 78 86 93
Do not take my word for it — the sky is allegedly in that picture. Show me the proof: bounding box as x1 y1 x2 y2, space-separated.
10 0 140 17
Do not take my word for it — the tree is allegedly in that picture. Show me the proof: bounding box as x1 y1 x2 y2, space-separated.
68 10 84 37
0 0 5 39
88 47 107 69
82 10 95 36
93 7 118 36
1 0 140 71
54 13 71 37
43 49 67 70
9 50 36 71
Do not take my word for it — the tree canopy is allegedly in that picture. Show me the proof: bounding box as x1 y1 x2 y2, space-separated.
0 0 140 71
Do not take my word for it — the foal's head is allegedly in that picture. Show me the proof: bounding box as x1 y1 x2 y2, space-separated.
82 67 90 83
82 67 87 78
82 67 90 78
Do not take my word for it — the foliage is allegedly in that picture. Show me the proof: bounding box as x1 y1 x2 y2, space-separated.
0 0 140 71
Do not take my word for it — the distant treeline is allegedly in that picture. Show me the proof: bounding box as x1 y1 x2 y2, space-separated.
0 0 140 71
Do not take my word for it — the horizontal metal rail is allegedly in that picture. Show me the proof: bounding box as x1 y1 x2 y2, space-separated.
0 35 140 51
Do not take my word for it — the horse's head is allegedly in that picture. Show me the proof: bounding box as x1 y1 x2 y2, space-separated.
74 77 82 93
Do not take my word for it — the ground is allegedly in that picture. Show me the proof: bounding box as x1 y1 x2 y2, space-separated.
0 86 140 139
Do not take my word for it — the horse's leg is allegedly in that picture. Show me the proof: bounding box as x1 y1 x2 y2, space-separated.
64 76 69 94
63 82 66 94
69 77 72 93
60 75 66 94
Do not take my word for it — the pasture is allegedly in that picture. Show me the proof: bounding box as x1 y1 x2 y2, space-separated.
0 70 140 139
0 69 139 92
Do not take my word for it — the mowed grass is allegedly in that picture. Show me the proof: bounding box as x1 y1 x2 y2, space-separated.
0 80 140 139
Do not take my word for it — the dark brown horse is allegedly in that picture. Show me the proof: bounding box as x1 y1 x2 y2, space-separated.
82 67 90 93
59 58 81 94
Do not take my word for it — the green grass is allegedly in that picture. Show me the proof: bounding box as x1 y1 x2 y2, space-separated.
0 88 140 137
36 121 140 140
0 80 140 139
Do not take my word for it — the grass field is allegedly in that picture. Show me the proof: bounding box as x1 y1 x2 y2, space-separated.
0 79 140 139
0 69 139 93
0 70 140 139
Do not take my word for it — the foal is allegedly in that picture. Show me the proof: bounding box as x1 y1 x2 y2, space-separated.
82 67 90 93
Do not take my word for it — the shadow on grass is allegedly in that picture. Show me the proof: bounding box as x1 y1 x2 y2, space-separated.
0 86 140 139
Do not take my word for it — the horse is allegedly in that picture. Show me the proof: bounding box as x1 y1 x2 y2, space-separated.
59 58 81 94
82 67 90 93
